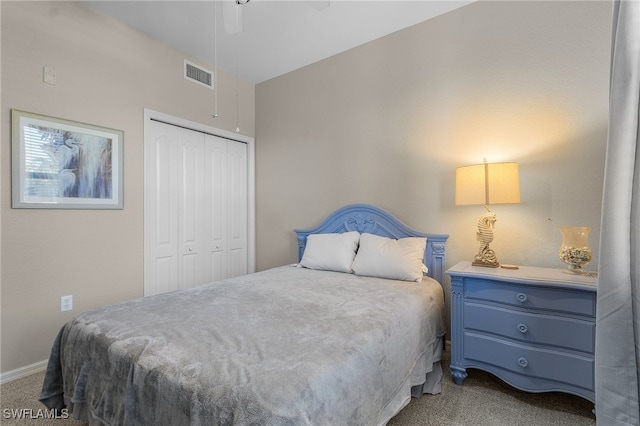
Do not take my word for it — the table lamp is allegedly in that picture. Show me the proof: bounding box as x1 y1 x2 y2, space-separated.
455 161 520 267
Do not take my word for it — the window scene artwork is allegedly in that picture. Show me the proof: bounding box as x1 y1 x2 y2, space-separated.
12 110 124 209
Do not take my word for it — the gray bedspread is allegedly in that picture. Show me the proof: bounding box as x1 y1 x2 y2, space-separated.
40 266 445 426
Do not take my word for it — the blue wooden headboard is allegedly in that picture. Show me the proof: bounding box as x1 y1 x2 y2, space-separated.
294 204 449 285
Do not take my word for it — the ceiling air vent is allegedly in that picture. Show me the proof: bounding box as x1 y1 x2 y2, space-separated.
184 60 213 90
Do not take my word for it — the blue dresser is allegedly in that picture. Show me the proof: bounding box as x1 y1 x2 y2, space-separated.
446 261 597 402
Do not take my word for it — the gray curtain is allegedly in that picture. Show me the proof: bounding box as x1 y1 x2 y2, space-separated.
595 1 640 425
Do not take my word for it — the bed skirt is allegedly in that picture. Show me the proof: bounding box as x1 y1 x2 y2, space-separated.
44 338 444 426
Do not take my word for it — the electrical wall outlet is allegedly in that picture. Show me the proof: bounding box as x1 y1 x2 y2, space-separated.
61 295 73 312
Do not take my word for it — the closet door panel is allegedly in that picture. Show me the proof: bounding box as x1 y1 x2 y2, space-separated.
228 141 248 277
155 138 176 256
154 258 174 295
204 136 228 281
178 128 205 289
147 121 179 295
209 251 226 283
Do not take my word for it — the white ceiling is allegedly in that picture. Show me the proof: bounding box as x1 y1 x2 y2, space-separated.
82 1 474 84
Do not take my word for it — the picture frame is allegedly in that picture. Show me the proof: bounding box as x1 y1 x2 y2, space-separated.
11 109 124 209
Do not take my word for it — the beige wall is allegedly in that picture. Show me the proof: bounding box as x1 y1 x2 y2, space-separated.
255 2 610 288
0 1 255 374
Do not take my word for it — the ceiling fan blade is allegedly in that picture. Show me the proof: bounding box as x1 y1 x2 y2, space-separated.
306 1 330 12
222 0 244 34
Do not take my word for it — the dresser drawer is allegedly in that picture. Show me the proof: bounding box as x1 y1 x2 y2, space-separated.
464 302 595 353
464 278 595 317
464 333 594 391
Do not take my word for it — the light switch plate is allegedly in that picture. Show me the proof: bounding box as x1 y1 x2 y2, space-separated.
43 66 57 85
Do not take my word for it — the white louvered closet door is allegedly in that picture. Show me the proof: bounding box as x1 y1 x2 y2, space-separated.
146 120 248 296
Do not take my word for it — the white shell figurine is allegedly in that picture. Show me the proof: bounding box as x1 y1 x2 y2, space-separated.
558 226 592 274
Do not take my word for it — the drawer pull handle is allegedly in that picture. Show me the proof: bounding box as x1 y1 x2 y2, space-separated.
516 293 528 303
518 357 529 368
517 323 528 334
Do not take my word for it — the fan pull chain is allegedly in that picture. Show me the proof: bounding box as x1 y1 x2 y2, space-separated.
235 1 240 133
212 0 219 119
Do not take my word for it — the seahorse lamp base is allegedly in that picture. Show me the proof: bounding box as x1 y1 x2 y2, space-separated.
472 259 500 268
472 208 501 268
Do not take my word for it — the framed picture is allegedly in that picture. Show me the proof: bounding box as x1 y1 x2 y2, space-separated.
12 110 124 209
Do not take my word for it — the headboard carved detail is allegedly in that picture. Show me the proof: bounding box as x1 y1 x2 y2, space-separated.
347 214 374 233
432 243 446 254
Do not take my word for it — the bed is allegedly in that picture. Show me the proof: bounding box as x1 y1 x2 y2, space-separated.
40 204 448 425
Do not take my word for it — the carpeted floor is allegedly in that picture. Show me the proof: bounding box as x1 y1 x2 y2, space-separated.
1 351 595 426
387 352 596 426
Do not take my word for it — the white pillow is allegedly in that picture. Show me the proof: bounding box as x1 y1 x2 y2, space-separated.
299 231 360 273
352 233 427 282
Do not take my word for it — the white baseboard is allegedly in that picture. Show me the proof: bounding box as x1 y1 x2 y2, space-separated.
0 360 48 385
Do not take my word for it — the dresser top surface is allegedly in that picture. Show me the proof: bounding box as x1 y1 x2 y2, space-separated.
446 261 597 291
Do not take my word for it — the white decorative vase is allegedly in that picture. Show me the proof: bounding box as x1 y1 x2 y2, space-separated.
558 226 592 274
